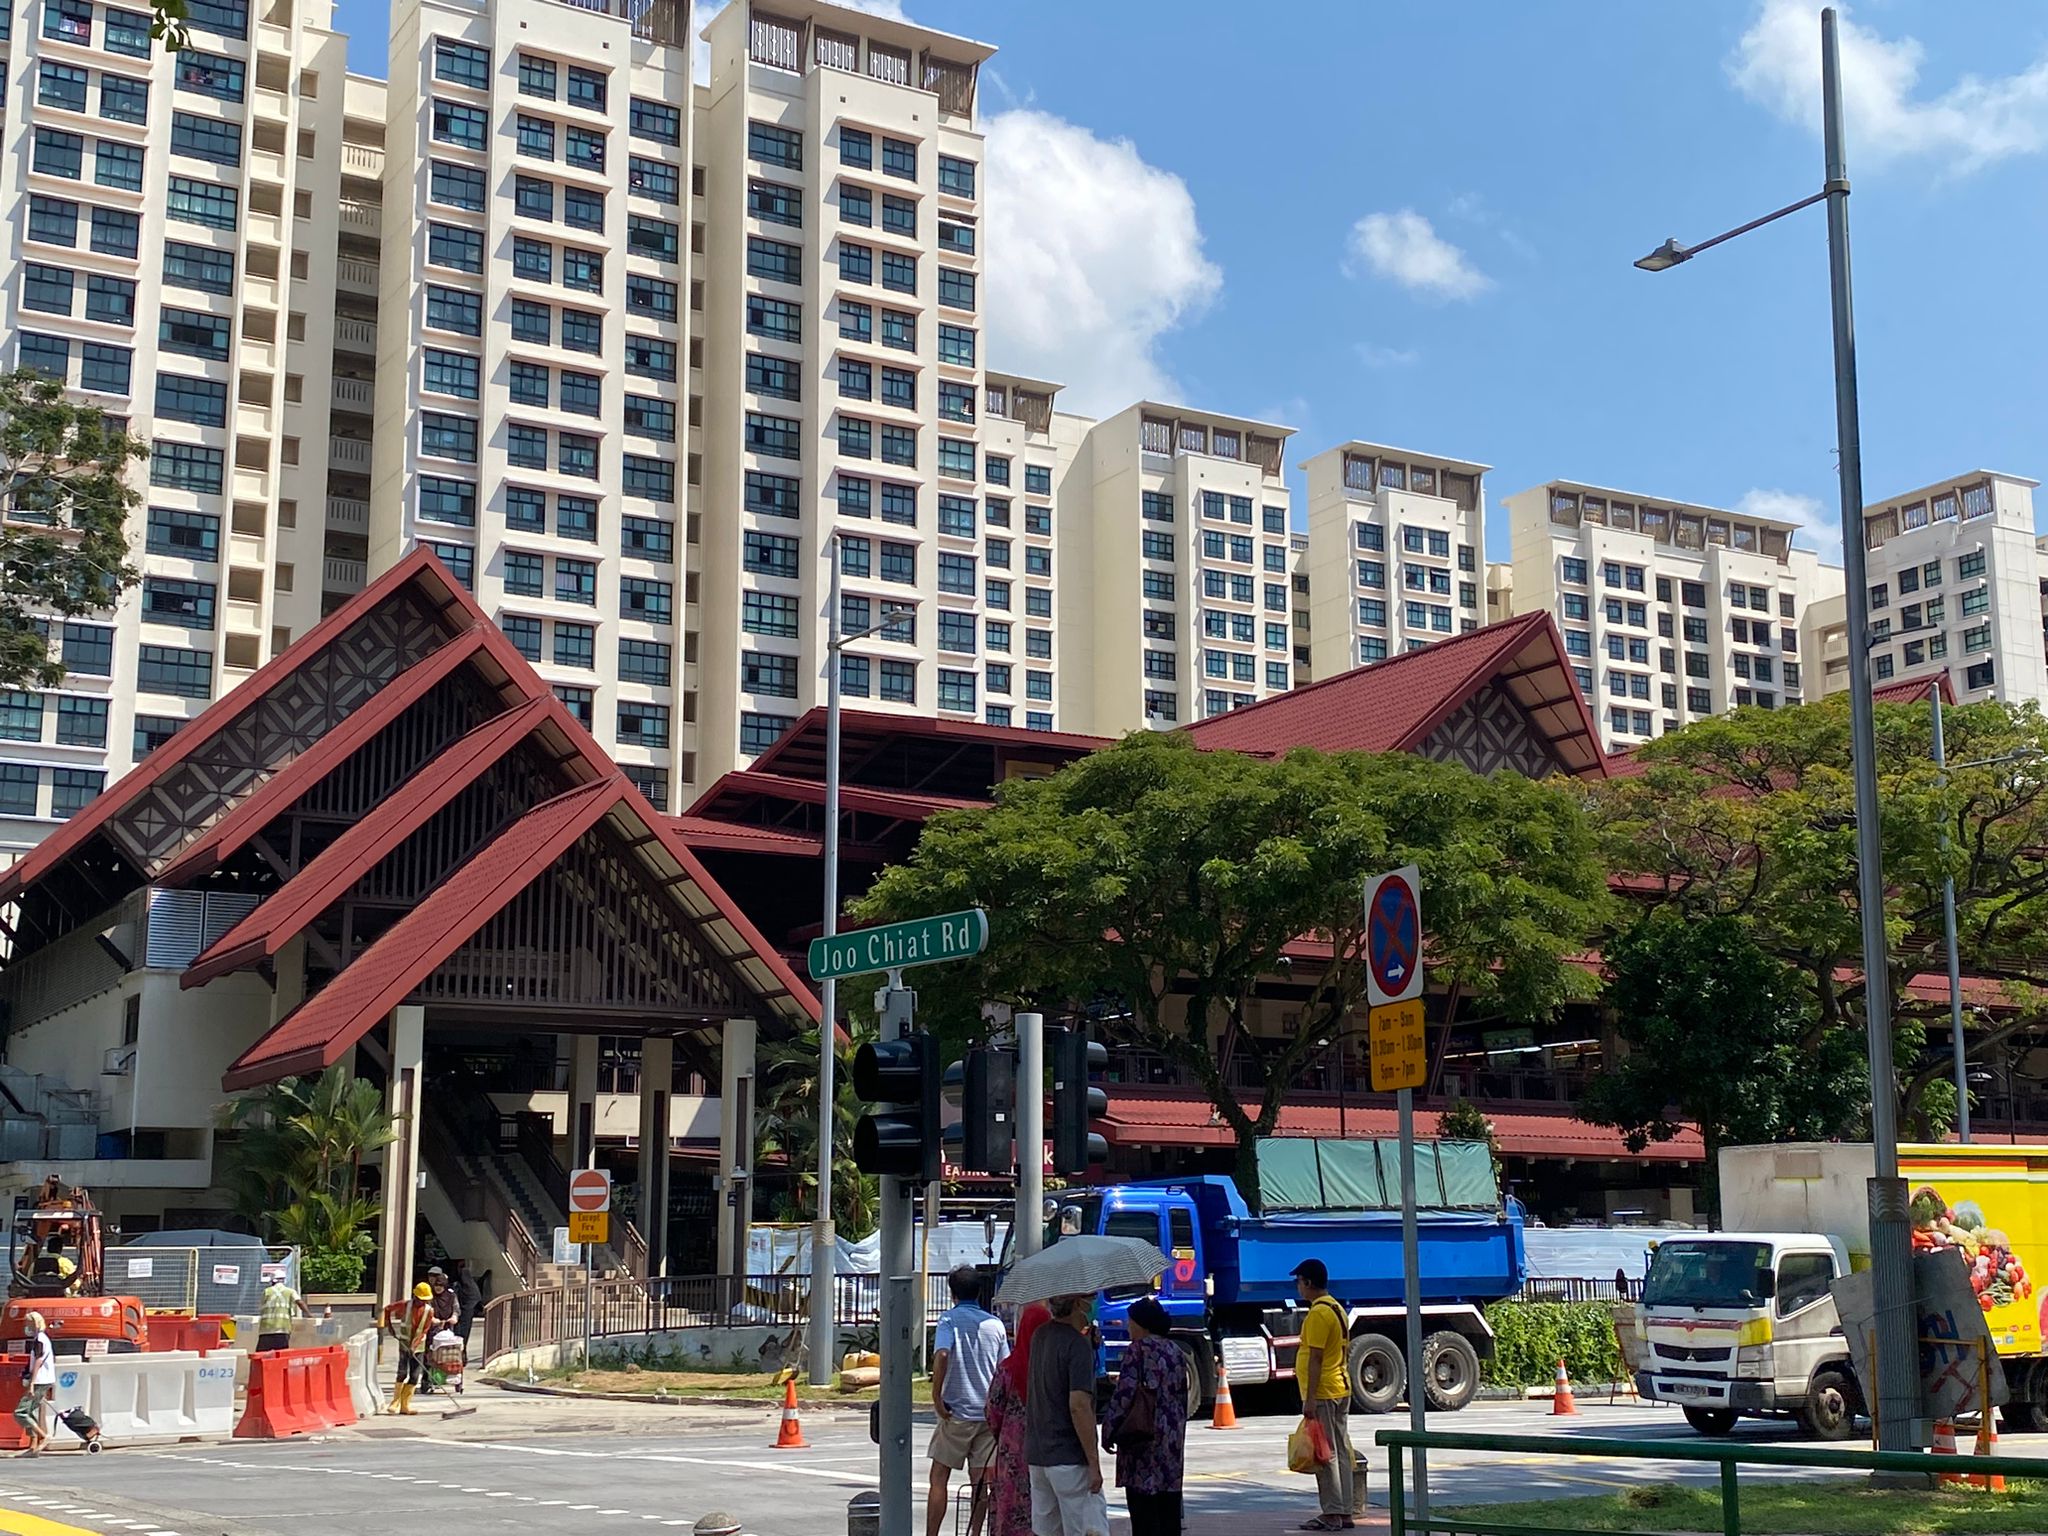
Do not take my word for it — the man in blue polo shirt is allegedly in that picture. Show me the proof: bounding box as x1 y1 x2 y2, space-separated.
928 1264 1008 1536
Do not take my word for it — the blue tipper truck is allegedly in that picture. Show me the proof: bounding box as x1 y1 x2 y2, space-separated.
1039 1137 1525 1418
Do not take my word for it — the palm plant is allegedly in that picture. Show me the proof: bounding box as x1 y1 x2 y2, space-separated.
218 1065 395 1289
755 1020 879 1234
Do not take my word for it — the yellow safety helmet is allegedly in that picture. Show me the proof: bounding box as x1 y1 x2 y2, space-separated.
413 1282 433 1299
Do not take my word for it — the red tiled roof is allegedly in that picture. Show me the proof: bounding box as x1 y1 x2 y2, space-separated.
690 768 986 824
0 548 472 908
1181 612 1608 777
1874 671 1956 706
180 696 576 988
1100 1088 1704 1162
669 816 824 856
154 628 512 888
222 779 623 1089
745 707 1109 780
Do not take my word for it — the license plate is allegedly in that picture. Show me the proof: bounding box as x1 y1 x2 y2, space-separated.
1665 1382 1710 1398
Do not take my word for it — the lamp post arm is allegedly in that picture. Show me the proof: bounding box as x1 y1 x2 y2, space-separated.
1672 188 1832 263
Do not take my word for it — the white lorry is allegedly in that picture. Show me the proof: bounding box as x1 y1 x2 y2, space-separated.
1633 1142 2046 1438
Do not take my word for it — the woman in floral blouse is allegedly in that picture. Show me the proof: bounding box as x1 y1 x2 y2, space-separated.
983 1302 1049 1536
1102 1297 1189 1536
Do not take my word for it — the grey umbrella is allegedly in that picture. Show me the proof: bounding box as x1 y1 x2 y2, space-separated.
995 1234 1171 1306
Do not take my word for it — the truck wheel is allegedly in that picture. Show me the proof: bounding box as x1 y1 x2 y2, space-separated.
2000 1361 2044 1433
1799 1367 1857 1442
1174 1338 1210 1421
1348 1333 1405 1414
1421 1331 1481 1412
1683 1407 1738 1437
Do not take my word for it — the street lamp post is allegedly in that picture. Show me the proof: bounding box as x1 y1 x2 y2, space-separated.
1633 7 1920 1454
1930 682 1969 1146
806 532 915 1386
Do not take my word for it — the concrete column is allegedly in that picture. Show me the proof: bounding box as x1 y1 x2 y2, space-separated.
716 1018 757 1281
565 1034 600 1170
375 1004 425 1309
270 935 307 1024
636 1036 673 1278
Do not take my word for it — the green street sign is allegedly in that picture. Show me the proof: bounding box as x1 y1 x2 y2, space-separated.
808 908 989 982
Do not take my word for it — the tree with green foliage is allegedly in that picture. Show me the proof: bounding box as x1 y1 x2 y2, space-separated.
218 1066 394 1293
853 733 1612 1201
1585 695 2048 1139
0 370 143 688
755 1019 880 1234
1579 912 1869 1212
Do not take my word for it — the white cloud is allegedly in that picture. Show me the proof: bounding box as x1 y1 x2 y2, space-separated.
1355 343 1420 369
1343 211 1491 301
1739 487 1842 561
693 0 908 86
1731 0 2048 170
983 109 1222 417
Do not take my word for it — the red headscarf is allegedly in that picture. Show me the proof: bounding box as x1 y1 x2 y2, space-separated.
1008 1302 1051 1394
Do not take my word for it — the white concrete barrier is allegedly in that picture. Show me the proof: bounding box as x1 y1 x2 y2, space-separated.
345 1327 385 1419
45 1350 241 1444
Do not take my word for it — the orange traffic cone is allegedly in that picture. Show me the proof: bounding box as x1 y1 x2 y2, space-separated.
773 1376 807 1449
1550 1358 1578 1417
1932 1418 1964 1485
1977 1415 2006 1493
1209 1356 1239 1430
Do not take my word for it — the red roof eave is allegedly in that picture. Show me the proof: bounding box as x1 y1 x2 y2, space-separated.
0 548 470 908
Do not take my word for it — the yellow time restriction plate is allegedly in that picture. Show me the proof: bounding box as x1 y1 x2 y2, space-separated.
1368 998 1427 1092
568 1211 609 1245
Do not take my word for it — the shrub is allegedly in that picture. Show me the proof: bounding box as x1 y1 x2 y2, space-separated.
1482 1300 1623 1388
301 1239 370 1294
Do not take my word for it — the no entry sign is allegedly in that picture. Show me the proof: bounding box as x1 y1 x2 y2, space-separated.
1363 865 1423 1007
568 1168 611 1245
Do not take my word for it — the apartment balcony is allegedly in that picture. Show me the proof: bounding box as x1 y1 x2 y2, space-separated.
326 495 369 533
327 436 371 471
323 557 367 594
338 198 380 240
341 141 385 179
331 376 373 412
336 256 377 295
333 316 377 355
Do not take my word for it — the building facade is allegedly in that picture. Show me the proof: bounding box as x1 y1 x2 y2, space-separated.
1301 441 1488 682
1056 402 1296 734
693 4 1004 776
1808 471 2046 708
1505 480 1844 752
0 0 380 855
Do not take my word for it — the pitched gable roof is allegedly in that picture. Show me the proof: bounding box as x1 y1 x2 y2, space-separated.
1182 612 1608 777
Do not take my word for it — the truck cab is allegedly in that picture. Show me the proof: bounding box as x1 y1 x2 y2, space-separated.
1042 1185 1216 1418
1636 1231 1858 1439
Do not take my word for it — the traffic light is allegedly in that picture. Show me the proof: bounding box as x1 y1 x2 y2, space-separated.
853 1030 941 1183
943 1046 1015 1175
1049 1025 1108 1176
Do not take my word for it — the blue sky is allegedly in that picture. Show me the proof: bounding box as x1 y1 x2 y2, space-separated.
331 1 2048 564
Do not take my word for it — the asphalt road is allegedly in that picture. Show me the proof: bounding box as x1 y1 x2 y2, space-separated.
0 1394 2038 1536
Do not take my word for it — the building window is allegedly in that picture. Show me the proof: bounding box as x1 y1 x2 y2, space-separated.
746 531 800 578
619 638 671 684
149 442 224 493
937 324 976 367
552 621 595 670
435 38 491 89
742 650 798 698
420 477 477 528
622 577 673 623
938 154 975 197
617 703 669 750
428 223 484 273
749 178 802 227
748 120 803 169
175 50 244 102
555 558 598 605
137 644 211 698
166 176 238 231
630 98 681 146
434 99 489 150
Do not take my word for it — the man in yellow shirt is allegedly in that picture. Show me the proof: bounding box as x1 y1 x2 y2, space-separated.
1294 1258 1357 1530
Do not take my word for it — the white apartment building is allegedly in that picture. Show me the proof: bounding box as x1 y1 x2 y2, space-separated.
1505 480 1843 751
1301 442 1488 681
371 0 694 808
1289 531 1312 684
0 0 384 856
1486 562 1514 625
1810 471 2046 707
1056 403 1296 734
694 2 1007 774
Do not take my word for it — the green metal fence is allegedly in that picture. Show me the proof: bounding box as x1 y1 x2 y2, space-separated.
1374 1428 2038 1536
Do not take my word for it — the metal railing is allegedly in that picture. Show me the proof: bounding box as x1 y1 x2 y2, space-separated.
1376 1427 2036 1536
1515 1278 1632 1304
477 1271 956 1364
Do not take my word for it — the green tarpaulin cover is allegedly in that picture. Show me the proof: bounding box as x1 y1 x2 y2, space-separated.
1254 1137 1497 1211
